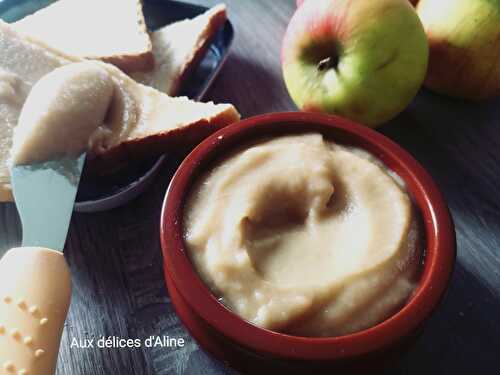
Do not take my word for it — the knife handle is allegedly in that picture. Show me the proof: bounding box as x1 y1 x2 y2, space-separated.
0 247 71 375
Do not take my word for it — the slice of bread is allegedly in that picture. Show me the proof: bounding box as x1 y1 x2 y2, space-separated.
0 20 240 201
132 4 227 96
12 0 153 73
87 61 240 173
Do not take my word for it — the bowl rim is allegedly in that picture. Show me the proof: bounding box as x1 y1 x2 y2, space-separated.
160 111 456 361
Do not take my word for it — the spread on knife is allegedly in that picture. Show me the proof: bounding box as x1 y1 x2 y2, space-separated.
11 62 114 165
183 134 423 337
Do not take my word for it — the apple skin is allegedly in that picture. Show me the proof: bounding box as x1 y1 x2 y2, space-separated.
298 0 420 9
417 0 500 100
282 0 428 127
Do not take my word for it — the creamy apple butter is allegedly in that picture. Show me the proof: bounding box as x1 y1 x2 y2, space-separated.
183 134 422 337
11 61 114 165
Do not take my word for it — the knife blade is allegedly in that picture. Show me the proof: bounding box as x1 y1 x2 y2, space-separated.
0 154 84 375
12 154 86 250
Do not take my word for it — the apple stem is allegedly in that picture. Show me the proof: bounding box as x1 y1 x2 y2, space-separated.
317 56 337 71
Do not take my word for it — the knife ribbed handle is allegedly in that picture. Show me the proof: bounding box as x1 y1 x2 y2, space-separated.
0 247 71 375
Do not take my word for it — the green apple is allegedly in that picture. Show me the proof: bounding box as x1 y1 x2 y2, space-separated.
417 0 500 99
298 1 420 10
282 0 429 127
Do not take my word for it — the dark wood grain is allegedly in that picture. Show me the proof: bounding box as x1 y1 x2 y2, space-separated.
1 0 499 374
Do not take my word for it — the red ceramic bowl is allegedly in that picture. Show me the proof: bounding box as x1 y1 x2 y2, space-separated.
160 112 456 374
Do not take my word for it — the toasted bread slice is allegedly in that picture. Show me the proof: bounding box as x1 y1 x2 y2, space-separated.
12 0 153 73
87 61 240 173
132 4 227 95
0 21 240 201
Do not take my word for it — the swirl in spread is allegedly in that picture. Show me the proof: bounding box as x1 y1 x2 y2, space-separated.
184 134 422 337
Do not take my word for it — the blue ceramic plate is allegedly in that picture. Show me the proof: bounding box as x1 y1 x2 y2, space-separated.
0 0 234 212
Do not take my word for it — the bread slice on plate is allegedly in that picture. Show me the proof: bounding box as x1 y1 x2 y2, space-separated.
132 4 227 96
12 0 153 73
87 61 240 174
0 20 240 201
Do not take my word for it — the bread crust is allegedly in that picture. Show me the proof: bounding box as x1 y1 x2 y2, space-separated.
0 185 13 202
169 5 228 95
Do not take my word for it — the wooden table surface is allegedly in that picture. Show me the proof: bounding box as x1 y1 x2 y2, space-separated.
1 0 500 373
